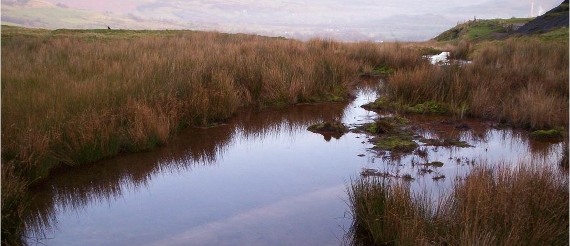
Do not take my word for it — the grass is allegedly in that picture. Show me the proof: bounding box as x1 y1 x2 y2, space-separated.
2 29 354 180
433 18 533 42
1 26 430 244
359 116 474 153
358 117 420 153
384 37 568 130
348 162 569 245
530 127 566 139
2 23 568 244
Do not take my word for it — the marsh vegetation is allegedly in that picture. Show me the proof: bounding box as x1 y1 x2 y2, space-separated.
1 21 568 245
348 163 568 246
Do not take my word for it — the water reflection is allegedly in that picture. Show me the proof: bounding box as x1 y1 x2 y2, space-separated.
24 96 350 244
23 80 565 245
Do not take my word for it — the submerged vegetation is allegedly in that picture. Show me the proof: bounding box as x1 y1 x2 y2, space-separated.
358 116 473 153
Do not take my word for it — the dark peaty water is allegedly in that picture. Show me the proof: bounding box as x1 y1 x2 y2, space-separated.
24 82 564 246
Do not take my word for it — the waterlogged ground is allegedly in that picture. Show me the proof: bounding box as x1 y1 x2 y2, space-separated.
24 81 564 246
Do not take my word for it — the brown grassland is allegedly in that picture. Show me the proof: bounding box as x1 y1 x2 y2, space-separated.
1 24 568 245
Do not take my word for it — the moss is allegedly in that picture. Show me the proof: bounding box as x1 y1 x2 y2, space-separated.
366 118 394 134
375 136 418 152
530 127 566 139
363 98 447 115
361 117 410 134
357 116 419 153
407 101 446 114
307 121 348 134
361 97 392 110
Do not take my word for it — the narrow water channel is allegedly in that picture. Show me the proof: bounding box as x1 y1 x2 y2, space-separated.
24 81 564 246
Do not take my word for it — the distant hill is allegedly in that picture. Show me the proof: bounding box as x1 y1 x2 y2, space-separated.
1 0 188 30
2 0 564 41
433 1 569 42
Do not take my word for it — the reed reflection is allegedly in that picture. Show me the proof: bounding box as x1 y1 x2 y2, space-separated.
23 100 348 243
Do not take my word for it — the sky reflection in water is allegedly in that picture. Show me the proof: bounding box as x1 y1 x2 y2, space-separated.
24 82 564 246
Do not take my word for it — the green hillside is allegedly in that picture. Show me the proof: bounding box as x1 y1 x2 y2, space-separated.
434 1 569 43
433 18 534 42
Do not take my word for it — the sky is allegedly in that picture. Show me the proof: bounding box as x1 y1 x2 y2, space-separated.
2 0 563 41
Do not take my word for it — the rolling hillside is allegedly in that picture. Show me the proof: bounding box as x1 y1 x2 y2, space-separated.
434 1 569 42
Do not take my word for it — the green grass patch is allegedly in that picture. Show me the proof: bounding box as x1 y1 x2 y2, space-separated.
363 98 447 115
364 117 406 134
433 18 534 42
359 65 395 78
357 116 419 153
407 101 446 114
530 127 566 139
361 97 393 111
375 136 418 152
538 27 569 42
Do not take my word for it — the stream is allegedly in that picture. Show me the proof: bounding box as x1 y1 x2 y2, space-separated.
24 81 564 246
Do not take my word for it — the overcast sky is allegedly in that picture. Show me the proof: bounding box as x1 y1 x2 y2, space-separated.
42 0 559 17
5 0 564 41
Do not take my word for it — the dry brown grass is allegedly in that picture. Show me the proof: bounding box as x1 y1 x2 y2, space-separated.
348 162 569 246
441 163 569 245
1 29 432 188
2 31 357 181
2 28 433 243
386 38 569 129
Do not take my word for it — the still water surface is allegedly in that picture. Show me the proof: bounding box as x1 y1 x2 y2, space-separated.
24 82 563 245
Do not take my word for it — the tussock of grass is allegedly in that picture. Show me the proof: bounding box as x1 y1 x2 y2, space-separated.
307 121 348 133
359 117 419 153
348 163 569 245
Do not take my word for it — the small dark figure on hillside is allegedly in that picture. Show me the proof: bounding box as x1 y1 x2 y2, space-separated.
108 26 111 30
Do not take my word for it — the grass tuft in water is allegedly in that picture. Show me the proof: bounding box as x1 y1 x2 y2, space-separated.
348 162 569 245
